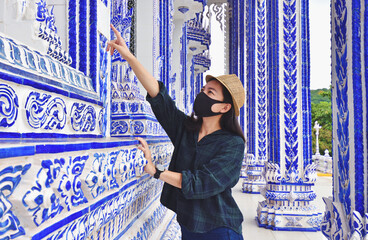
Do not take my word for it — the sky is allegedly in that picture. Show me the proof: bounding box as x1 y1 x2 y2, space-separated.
205 0 331 90
309 0 331 89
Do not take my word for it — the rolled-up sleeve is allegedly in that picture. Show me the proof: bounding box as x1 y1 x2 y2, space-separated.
146 81 187 143
181 138 245 200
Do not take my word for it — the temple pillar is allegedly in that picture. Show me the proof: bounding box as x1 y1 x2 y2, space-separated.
255 0 321 231
242 0 267 194
321 0 368 239
228 0 246 131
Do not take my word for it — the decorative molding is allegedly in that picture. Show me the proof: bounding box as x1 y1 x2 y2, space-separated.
111 120 129 135
257 183 322 231
111 0 133 63
242 154 266 194
0 84 19 127
85 151 120 198
45 178 165 239
332 0 351 218
35 0 72 65
256 0 267 161
70 103 97 132
321 197 349 239
101 0 108 7
243 0 268 194
193 52 211 73
210 3 226 31
161 215 182 240
283 0 299 180
8 141 173 238
99 33 109 137
23 158 66 226
25 92 67 130
78 0 88 75
58 156 89 211
0 164 30 239
0 34 95 93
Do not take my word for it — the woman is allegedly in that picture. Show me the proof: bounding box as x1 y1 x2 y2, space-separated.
107 24 245 240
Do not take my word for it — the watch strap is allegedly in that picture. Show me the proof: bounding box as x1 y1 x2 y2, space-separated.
153 166 163 179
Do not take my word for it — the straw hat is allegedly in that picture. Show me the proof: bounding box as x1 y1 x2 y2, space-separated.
205 74 245 116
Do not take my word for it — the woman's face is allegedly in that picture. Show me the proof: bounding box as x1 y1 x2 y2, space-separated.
201 80 231 114
201 80 224 101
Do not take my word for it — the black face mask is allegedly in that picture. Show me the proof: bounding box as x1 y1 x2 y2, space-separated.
193 91 225 117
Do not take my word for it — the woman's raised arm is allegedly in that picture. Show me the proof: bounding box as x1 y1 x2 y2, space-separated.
106 24 159 98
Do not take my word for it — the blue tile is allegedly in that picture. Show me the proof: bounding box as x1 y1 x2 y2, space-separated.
31 207 89 240
0 146 35 158
90 191 119 211
63 143 92 152
0 62 101 105
0 132 21 138
36 144 66 154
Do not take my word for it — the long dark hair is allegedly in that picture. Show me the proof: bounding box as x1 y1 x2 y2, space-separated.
184 79 245 142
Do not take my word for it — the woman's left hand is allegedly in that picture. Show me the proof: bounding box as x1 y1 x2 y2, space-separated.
136 137 156 176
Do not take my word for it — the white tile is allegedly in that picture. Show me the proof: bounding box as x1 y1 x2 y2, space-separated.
304 231 327 240
272 231 310 240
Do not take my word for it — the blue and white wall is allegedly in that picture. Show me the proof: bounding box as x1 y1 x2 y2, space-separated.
0 0 210 239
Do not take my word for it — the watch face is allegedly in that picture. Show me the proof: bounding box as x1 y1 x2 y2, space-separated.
156 164 164 171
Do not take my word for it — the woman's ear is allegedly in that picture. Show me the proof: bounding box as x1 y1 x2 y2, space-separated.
220 103 232 114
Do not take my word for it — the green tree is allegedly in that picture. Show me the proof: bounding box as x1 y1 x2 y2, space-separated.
310 88 330 103
311 86 332 155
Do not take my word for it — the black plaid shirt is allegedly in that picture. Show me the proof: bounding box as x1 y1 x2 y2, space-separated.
147 81 245 234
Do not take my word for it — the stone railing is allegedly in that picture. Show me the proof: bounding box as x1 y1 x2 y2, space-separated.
313 150 332 174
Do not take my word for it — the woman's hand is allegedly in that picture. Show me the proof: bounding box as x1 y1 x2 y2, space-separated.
107 24 159 98
136 137 156 176
106 24 133 60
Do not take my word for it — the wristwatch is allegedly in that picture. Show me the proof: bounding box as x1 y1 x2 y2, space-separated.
154 164 165 179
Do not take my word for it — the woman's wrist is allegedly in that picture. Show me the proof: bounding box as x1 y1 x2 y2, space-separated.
150 165 156 176
122 51 135 62
146 161 156 176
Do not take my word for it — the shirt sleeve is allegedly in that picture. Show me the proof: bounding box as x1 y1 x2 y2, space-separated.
181 137 245 200
146 81 187 143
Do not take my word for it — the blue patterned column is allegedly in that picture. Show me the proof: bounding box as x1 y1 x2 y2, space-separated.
180 23 189 113
242 0 267 194
67 0 98 87
256 0 321 231
228 0 245 131
159 0 174 95
321 0 368 239
179 8 208 114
